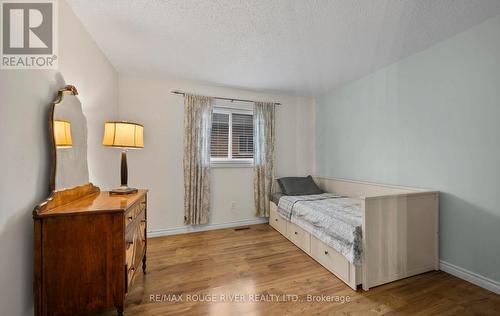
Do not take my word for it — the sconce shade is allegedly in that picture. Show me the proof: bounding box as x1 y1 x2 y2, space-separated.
103 121 144 149
54 120 73 148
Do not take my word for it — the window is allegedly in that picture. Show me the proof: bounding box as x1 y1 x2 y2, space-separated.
211 107 254 165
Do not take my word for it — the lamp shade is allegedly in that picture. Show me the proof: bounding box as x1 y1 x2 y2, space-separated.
102 121 144 149
54 120 73 148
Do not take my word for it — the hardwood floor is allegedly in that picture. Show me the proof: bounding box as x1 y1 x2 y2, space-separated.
89 224 500 315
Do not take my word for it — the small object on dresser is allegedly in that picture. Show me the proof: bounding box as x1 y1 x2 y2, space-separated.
103 121 144 195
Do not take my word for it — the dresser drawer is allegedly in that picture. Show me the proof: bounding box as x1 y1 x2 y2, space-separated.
125 209 146 290
286 221 310 253
269 204 287 235
310 235 351 283
125 195 146 228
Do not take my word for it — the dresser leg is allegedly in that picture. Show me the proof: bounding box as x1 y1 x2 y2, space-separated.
142 254 147 274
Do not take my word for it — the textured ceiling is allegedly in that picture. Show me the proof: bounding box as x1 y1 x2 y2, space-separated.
67 0 500 96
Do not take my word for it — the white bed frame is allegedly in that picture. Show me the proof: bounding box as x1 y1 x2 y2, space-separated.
269 177 439 291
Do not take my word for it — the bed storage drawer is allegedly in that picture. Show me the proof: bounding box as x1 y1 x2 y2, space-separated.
286 221 310 253
269 204 286 235
310 236 351 283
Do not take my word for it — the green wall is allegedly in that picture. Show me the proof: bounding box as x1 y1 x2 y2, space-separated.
315 15 500 282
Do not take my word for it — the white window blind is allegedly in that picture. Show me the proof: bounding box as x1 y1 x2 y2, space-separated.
210 108 254 163
231 113 253 159
211 112 229 158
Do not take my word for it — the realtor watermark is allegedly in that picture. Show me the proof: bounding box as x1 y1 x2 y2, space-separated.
1 0 57 69
149 293 351 304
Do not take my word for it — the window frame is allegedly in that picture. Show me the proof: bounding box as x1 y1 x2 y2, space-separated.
210 106 254 167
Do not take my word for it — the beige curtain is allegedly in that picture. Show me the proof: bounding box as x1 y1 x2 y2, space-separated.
253 102 276 217
183 94 213 225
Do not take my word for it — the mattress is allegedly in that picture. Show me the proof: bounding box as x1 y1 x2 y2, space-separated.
277 194 363 266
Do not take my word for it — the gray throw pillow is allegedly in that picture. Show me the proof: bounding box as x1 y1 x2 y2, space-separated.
277 176 323 196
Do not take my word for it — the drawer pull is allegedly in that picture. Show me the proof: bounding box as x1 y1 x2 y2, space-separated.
294 231 298 235
324 250 329 255
141 220 147 223
275 218 278 222
129 266 135 272
128 216 133 221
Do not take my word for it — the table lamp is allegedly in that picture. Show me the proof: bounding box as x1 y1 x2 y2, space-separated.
102 121 144 195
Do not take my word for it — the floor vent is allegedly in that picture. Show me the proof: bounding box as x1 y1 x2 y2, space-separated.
234 227 250 231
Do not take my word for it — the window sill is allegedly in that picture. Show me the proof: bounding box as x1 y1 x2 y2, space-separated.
211 160 254 168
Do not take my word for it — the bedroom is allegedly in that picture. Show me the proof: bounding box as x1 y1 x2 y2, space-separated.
0 0 499 315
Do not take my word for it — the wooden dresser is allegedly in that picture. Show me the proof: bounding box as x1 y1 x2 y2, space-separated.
33 183 148 316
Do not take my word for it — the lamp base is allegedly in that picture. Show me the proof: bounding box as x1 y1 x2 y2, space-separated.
109 186 138 195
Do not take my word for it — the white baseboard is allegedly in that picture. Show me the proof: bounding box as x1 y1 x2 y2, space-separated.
147 218 269 238
440 260 500 295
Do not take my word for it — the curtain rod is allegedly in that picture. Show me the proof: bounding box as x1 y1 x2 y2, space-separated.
171 90 281 106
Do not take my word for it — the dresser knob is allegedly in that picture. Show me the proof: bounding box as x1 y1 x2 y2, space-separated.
129 266 135 272
324 250 329 255
275 218 278 222
141 220 146 223
294 231 298 235
128 216 133 221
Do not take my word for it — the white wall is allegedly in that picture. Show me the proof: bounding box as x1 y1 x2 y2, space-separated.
118 76 315 233
0 1 118 315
